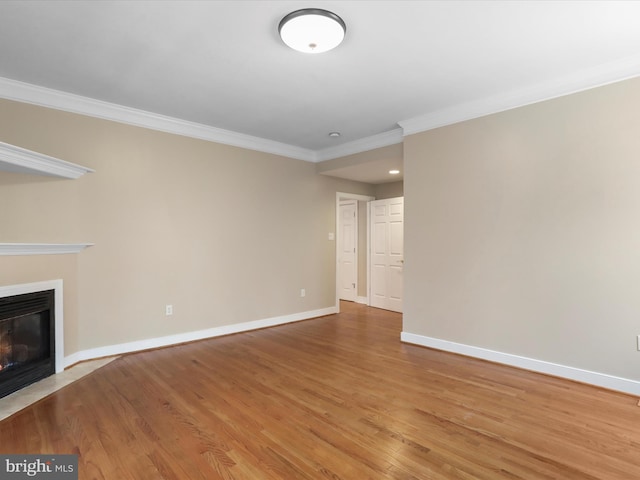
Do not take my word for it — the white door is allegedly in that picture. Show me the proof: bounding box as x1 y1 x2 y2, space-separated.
338 201 357 301
370 197 404 312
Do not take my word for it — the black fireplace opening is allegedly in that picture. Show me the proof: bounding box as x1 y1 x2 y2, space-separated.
0 289 55 399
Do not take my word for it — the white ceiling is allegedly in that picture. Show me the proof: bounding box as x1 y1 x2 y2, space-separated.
1 1 640 184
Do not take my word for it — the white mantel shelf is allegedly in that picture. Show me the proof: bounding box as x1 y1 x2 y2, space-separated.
0 141 94 179
0 243 94 256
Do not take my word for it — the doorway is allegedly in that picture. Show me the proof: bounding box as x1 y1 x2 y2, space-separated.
338 200 357 302
335 192 374 311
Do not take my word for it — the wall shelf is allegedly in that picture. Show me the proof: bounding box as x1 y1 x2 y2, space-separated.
0 141 94 179
0 243 94 256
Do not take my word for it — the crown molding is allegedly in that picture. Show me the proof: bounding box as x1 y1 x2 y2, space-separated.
0 141 94 179
0 77 316 162
0 243 94 256
315 128 404 162
2 52 640 164
399 53 640 136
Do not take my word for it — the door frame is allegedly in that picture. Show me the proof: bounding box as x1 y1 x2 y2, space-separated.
335 192 375 313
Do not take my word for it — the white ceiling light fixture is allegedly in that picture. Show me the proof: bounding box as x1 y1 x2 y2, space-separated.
278 8 346 54
389 169 400 175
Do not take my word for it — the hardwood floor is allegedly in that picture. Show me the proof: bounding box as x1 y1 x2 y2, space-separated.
1 301 639 479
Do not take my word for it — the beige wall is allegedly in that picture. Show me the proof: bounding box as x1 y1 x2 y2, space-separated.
316 143 402 178
0 99 375 356
404 77 640 382
374 181 403 199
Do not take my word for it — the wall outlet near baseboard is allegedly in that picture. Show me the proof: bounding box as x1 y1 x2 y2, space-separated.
166 304 173 316
300 289 306 298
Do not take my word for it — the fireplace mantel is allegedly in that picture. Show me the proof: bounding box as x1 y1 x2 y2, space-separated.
0 141 94 179
0 243 94 256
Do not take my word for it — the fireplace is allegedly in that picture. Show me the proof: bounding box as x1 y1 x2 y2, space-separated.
0 289 55 398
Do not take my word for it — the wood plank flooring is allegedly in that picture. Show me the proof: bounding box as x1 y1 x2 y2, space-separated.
1 301 639 479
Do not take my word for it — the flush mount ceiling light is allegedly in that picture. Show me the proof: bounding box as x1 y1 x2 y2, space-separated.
278 8 346 54
389 170 400 175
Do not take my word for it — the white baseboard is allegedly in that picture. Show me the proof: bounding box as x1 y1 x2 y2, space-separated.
356 296 369 305
401 332 640 396
64 306 337 368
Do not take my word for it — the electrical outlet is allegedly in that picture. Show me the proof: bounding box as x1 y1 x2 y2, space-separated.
300 289 306 298
165 304 173 316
